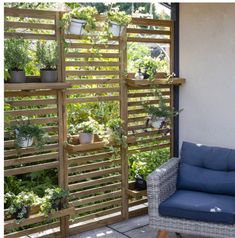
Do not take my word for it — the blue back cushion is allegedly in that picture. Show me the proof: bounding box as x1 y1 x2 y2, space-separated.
177 142 235 196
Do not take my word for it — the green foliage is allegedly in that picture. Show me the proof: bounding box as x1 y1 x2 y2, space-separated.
13 119 46 149
5 191 40 221
36 41 58 70
107 118 127 147
4 38 30 71
40 187 69 216
62 6 98 32
129 148 170 180
108 8 132 25
143 88 182 119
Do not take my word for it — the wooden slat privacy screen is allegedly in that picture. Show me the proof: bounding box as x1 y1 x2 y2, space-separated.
4 7 175 237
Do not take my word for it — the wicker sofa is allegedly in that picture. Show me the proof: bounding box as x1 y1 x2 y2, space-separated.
147 142 235 238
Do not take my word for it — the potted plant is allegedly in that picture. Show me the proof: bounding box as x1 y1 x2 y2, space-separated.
4 38 30 83
107 118 127 147
143 89 182 129
40 187 69 217
5 191 38 221
13 120 45 148
139 56 159 81
107 8 131 36
78 118 103 144
62 6 98 35
36 41 58 83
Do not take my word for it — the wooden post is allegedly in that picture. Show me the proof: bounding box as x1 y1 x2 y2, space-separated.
170 21 175 158
56 12 69 237
120 27 129 219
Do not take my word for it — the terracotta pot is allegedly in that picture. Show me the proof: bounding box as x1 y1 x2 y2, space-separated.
79 132 94 144
40 69 57 83
9 70 26 83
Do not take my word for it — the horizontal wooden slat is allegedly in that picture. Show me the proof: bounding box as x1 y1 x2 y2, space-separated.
71 190 121 207
4 161 59 176
5 90 57 97
127 28 171 35
65 52 120 59
131 17 172 27
68 175 121 191
66 96 119 104
127 37 171 44
5 21 55 30
65 61 119 67
5 108 57 117
68 159 121 174
8 99 56 107
68 43 119 49
70 183 121 200
4 152 58 167
65 34 119 41
66 70 119 76
66 79 120 85
4 32 56 40
66 87 119 95
68 167 121 183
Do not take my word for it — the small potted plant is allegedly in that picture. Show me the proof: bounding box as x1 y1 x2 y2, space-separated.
40 187 69 217
107 118 127 147
140 56 159 81
36 41 58 83
5 191 38 221
62 6 98 35
144 89 182 129
78 118 102 144
107 8 131 36
4 38 30 83
13 120 45 148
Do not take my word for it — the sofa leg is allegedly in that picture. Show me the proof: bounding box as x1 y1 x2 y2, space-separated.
157 229 168 238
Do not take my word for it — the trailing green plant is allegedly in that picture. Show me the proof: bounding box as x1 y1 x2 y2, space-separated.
107 118 127 147
75 117 104 135
12 119 46 149
40 187 69 217
36 41 58 70
129 147 170 180
62 6 98 32
107 8 131 25
5 191 40 222
143 88 182 119
4 38 30 71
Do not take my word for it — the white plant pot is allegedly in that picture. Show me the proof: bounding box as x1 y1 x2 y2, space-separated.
15 129 34 148
79 132 94 144
69 19 86 35
150 117 165 129
109 22 124 36
107 128 115 142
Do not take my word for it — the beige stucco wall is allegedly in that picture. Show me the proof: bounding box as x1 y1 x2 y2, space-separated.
179 3 235 149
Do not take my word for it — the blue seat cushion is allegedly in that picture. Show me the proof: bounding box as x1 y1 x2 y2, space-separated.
177 142 235 196
159 190 235 224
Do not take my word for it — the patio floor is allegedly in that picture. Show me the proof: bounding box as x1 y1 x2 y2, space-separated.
69 215 208 238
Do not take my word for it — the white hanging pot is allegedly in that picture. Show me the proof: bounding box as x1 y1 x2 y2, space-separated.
109 21 124 36
15 130 34 148
79 132 94 144
107 128 115 143
69 19 87 35
150 117 165 129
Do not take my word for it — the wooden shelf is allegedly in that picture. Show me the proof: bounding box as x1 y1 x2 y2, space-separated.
127 182 147 198
126 78 186 88
4 206 75 230
4 82 71 91
66 135 136 154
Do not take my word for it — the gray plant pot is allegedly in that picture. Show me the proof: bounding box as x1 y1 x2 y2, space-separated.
79 133 94 144
40 70 58 83
9 70 26 83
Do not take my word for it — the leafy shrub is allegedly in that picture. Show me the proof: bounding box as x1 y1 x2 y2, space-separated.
108 8 131 25
4 38 30 71
36 41 58 70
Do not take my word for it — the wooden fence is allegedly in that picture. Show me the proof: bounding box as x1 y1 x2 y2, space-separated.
4 7 182 237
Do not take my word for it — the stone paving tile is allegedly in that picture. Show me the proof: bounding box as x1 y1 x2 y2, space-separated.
108 215 149 233
69 226 128 238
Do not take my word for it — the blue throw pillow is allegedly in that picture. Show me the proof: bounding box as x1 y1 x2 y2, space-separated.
177 142 235 196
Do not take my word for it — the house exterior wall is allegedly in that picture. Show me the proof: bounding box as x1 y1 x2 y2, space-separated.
179 3 235 149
